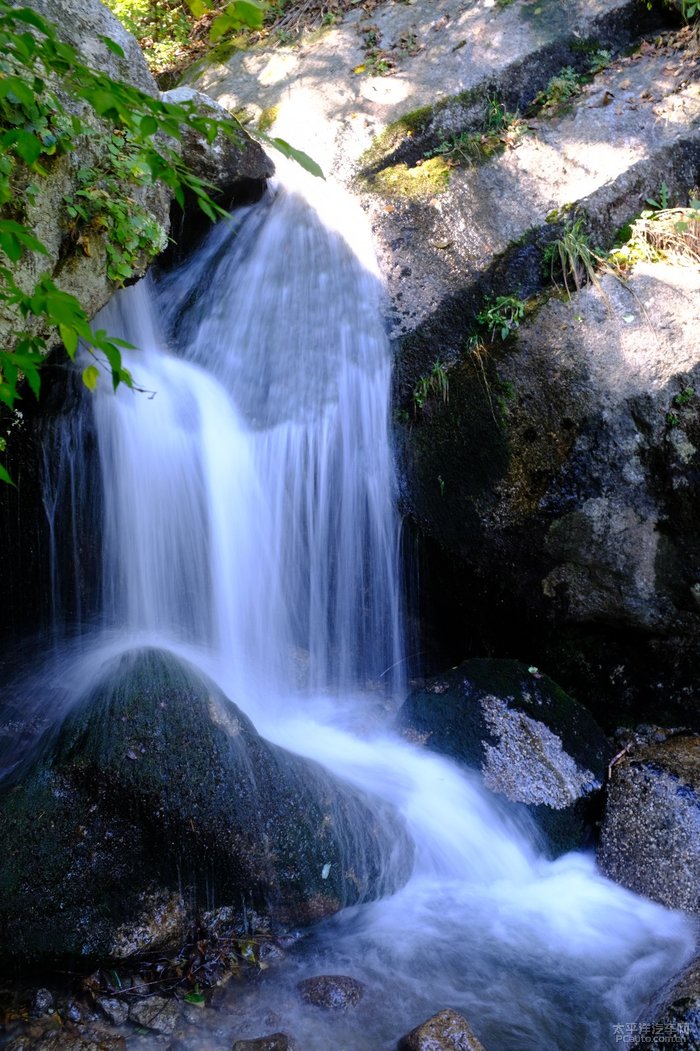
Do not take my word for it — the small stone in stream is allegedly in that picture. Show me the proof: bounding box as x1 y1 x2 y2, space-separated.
296 974 364 1009
31 988 55 1016
96 998 129 1027
128 995 180 1033
65 1001 83 1023
232 1034 289 1051
397 1008 486 1050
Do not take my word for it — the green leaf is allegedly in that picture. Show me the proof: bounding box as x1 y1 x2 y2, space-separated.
209 12 234 41
0 462 16 487
228 0 266 28
13 130 43 166
59 323 79 357
82 364 99 390
269 137 325 179
99 35 125 58
186 0 209 15
8 7 52 34
0 75 35 107
139 114 158 137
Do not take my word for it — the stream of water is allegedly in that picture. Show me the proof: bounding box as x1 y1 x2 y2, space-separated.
23 174 700 1048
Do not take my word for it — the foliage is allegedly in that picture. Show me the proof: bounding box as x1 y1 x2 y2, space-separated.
588 48 612 74
476 294 525 341
607 199 700 273
413 360 449 413
0 2 321 482
424 98 525 167
64 135 168 284
543 216 599 297
104 0 193 73
531 67 583 114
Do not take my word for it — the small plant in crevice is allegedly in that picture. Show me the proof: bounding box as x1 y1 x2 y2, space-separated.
646 181 671 211
412 360 449 414
476 294 526 342
543 216 599 297
665 386 696 429
531 67 583 115
423 97 526 168
588 48 612 74
673 386 695 408
64 132 168 285
465 335 514 426
607 197 700 274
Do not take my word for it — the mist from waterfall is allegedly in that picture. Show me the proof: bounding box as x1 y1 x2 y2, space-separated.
25 176 699 1048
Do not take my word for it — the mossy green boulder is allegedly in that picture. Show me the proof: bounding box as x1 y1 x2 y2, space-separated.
0 648 414 970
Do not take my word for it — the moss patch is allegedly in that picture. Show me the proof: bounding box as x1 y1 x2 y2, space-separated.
359 105 434 171
369 156 450 199
257 104 279 133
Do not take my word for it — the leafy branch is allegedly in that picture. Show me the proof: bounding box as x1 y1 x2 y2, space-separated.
0 1 320 482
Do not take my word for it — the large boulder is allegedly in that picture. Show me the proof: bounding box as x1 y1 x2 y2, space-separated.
403 259 700 728
598 733 700 914
0 648 414 969
396 659 611 854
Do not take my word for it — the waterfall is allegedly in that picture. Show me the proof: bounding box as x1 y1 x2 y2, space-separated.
92 182 404 706
18 176 698 1048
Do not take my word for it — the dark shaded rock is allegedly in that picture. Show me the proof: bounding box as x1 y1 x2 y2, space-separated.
232 1035 289 1051
296 974 365 1010
162 87 274 203
598 735 700 914
634 958 700 1050
0 648 413 969
10 1032 126 1051
95 998 129 1027
401 259 700 731
31 988 54 1016
160 87 274 263
396 658 611 854
128 995 180 1034
397 1008 486 1051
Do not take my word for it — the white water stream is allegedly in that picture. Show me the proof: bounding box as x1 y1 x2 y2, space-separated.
38 175 700 1047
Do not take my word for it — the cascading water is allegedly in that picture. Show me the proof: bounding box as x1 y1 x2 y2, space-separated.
20 174 698 1048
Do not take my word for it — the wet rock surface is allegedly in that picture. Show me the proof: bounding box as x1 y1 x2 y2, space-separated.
232 1033 290 1050
397 658 611 853
296 974 365 1009
598 734 700 914
635 957 700 1050
0 647 414 969
397 1008 486 1051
